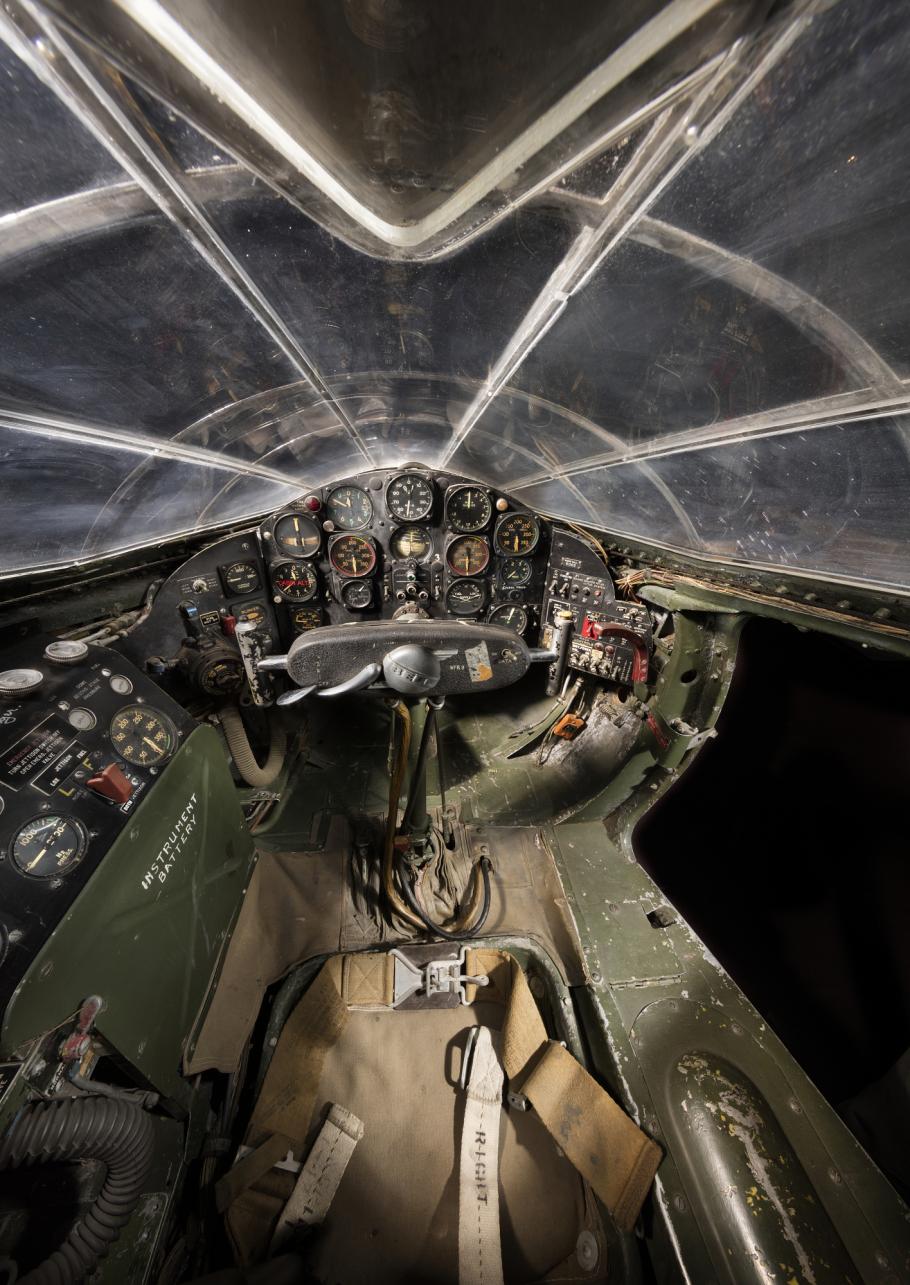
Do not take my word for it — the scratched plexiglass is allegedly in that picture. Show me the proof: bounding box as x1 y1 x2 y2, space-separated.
0 0 906 588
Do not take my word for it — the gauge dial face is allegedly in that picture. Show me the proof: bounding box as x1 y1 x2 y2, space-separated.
489 604 528 633
233 602 267 627
390 525 432 560
495 512 540 556
44 640 88 665
292 606 322 632
326 485 373 530
446 486 492 533
446 536 490 577
342 579 373 610
500 557 532 587
67 707 97 732
221 561 260 596
386 473 434 522
273 513 321 557
330 534 377 578
109 705 176 767
446 580 486 616
199 656 245 696
11 815 87 879
271 560 318 602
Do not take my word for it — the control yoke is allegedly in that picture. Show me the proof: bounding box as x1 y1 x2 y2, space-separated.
254 619 555 705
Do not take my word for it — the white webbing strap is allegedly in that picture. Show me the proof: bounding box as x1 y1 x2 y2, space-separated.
458 1026 505 1285
270 1103 364 1252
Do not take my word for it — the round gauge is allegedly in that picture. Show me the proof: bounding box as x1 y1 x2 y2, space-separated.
489 604 529 634
109 675 133 696
67 707 97 732
292 606 322 632
342 580 373 610
11 815 87 879
234 602 267 627
495 512 540 556
44 640 88 665
500 558 532 587
326 485 373 531
446 536 490 577
110 705 177 767
390 525 432 561
446 486 492 533
199 655 245 696
330 535 377 578
271 560 318 602
386 473 434 522
221 561 260 596
446 580 486 616
0 669 43 699
273 513 321 558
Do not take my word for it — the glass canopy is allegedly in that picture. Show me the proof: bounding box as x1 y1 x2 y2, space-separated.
0 0 907 590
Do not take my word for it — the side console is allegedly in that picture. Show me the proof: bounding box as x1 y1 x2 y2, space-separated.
540 530 652 687
0 639 195 1016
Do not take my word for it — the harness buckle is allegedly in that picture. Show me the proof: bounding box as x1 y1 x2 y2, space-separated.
390 946 490 1007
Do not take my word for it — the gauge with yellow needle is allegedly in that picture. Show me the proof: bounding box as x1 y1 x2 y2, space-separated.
329 534 377 578
109 704 177 767
445 535 490 576
494 512 540 556
11 814 88 878
273 512 321 557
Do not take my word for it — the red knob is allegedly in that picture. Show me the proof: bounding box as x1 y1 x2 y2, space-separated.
87 763 134 804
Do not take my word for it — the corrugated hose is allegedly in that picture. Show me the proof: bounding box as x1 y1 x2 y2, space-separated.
0 1095 154 1283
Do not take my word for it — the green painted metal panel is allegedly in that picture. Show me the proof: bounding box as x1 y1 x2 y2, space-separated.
1 725 255 1099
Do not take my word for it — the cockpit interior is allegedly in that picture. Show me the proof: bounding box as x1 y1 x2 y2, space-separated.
0 1 907 1282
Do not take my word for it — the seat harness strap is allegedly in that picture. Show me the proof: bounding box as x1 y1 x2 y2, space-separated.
464 948 662 1233
270 1103 364 1253
458 1025 505 1285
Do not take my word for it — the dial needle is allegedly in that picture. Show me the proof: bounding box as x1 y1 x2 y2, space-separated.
142 736 161 753
27 846 48 871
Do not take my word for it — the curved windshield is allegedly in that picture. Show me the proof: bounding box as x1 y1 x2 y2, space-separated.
0 0 907 589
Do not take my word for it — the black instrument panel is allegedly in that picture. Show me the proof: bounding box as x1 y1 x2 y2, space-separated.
114 467 649 697
0 640 195 1014
257 467 552 646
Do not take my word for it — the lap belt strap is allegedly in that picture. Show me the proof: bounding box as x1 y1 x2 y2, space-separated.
458 1026 505 1285
465 948 661 1233
270 1103 364 1253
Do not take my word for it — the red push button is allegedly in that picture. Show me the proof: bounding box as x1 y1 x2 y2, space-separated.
87 763 134 804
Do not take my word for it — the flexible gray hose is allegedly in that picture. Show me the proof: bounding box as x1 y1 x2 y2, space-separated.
219 705 286 788
0 1096 154 1284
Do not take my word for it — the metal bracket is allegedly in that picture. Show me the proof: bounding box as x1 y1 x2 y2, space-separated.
390 946 490 1008
459 1027 529 1110
233 1144 301 1176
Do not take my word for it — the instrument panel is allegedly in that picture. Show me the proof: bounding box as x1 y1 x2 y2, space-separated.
114 467 648 702
0 639 195 1013
254 468 552 645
